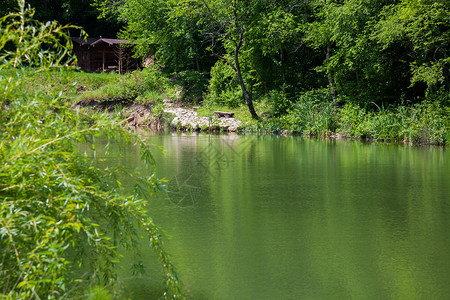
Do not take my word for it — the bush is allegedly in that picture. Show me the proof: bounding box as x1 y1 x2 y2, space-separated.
204 61 242 107
338 103 368 137
266 89 292 117
170 70 208 104
281 89 337 135
408 101 449 144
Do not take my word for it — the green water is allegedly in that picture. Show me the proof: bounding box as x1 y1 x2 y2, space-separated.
91 133 450 299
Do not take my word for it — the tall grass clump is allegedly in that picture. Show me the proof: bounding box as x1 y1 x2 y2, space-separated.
338 101 449 144
338 103 370 137
0 1 183 299
280 89 338 135
407 101 449 144
242 89 448 145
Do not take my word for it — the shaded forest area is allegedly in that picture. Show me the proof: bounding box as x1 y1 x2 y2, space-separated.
0 0 121 37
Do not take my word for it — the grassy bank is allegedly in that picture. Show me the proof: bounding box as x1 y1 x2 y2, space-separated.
199 89 449 145
8 68 168 104
15 68 449 145
244 93 449 145
10 67 177 120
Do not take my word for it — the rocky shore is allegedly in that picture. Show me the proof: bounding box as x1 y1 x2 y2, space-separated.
78 96 243 132
163 99 242 132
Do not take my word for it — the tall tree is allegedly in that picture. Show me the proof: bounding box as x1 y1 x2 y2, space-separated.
99 0 449 112
183 0 314 118
115 0 212 72
306 0 407 105
194 0 259 118
373 0 450 96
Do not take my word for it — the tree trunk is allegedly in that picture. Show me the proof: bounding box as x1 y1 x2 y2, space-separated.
232 0 258 120
234 49 258 119
205 0 259 119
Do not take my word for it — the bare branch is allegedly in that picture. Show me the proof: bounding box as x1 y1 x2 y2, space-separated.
212 53 237 72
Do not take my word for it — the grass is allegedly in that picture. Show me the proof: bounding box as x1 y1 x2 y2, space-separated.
336 101 449 144
77 67 170 106
0 69 122 103
4 67 170 105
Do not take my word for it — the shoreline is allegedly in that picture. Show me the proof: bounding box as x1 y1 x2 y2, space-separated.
76 98 446 146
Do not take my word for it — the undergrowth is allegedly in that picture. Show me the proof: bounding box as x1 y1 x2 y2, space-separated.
241 90 448 145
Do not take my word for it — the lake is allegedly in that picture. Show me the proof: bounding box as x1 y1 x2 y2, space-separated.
88 132 450 299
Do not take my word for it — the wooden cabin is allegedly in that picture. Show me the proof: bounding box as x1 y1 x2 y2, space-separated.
71 37 139 73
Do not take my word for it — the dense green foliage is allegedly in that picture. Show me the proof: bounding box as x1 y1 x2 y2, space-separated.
50 68 448 144
4 0 448 111
3 0 447 143
237 99 448 144
0 1 182 298
95 0 448 130
337 101 448 144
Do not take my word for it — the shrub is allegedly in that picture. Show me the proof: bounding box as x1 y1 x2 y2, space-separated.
281 89 337 135
0 1 182 298
170 70 208 104
338 103 368 137
204 61 242 107
408 101 449 144
266 89 292 117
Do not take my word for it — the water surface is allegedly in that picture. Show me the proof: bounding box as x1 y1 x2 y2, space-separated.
91 133 450 299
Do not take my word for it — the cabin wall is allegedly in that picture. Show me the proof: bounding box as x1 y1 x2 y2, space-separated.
73 43 139 73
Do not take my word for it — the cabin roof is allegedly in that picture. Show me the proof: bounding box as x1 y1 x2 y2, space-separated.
71 37 130 46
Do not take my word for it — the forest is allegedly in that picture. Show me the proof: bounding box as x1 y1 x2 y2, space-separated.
1 0 448 143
